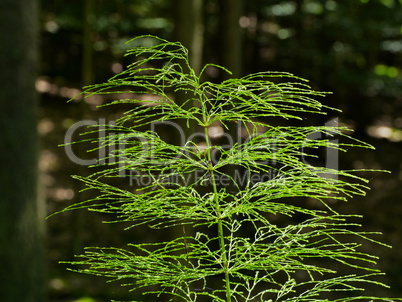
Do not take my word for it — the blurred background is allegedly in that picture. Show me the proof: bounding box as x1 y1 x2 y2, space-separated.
0 0 401 301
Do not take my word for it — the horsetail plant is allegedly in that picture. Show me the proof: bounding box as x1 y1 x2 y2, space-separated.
58 36 401 302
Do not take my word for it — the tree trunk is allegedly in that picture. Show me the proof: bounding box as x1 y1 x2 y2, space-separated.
0 0 45 301
220 0 245 78
218 0 245 194
82 0 95 86
174 0 204 74
172 0 205 140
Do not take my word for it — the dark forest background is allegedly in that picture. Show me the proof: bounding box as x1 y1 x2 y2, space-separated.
1 0 401 301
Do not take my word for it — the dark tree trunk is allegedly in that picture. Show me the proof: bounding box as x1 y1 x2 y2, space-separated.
0 0 45 301
220 0 245 78
174 0 204 74
172 0 205 140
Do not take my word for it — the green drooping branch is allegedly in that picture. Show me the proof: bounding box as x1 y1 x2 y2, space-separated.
56 35 401 302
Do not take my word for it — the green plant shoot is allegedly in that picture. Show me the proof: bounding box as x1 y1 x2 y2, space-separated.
57 35 401 302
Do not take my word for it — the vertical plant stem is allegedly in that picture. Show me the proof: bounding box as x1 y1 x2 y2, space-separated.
203 125 231 302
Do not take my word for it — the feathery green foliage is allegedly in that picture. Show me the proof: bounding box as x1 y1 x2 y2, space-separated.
59 36 401 302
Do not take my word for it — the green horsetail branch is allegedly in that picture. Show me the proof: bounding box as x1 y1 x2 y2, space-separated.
55 35 401 302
